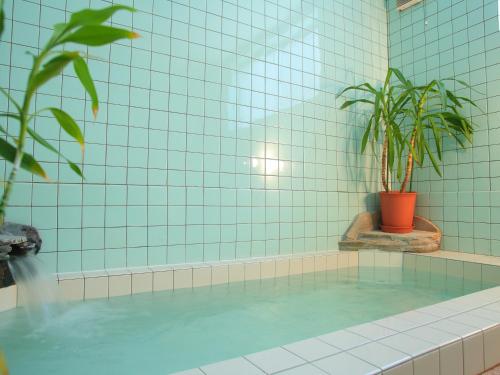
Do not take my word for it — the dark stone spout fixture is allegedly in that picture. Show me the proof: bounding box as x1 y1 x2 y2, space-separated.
0 223 42 289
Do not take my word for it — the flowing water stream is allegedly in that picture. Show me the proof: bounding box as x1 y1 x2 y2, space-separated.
7 255 61 320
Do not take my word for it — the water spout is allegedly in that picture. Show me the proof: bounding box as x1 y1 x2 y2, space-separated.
7 255 61 320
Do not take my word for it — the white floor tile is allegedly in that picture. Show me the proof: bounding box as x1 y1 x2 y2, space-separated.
379 333 436 357
245 347 305 374
284 338 341 361
405 326 460 346
318 330 370 350
428 319 481 338
348 342 410 370
313 352 381 375
450 312 497 330
347 322 398 340
277 364 327 374
201 357 265 375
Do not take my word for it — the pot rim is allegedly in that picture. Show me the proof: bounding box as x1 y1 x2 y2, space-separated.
379 191 417 195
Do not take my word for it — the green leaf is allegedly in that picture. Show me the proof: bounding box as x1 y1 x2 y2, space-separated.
0 87 22 113
68 5 135 27
27 127 83 178
68 161 84 177
0 138 47 179
49 108 85 151
423 140 442 177
428 117 442 160
58 25 139 46
390 68 409 87
0 112 20 120
73 56 99 118
0 0 4 40
360 120 372 153
445 90 462 108
29 52 79 94
340 99 374 110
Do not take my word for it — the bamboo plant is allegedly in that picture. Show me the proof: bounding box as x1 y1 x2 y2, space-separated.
0 3 138 225
396 76 476 192
338 68 411 192
339 68 477 192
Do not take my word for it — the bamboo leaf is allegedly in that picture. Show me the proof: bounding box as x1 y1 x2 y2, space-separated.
27 127 84 178
0 87 22 113
49 108 85 151
0 0 4 39
68 5 135 27
436 80 447 107
27 127 59 155
0 112 20 120
73 56 99 118
360 120 372 153
29 52 79 94
390 67 409 86
58 25 139 46
340 99 374 110
428 117 442 160
446 90 463 108
0 138 47 179
423 140 442 177
68 161 84 177
0 124 16 141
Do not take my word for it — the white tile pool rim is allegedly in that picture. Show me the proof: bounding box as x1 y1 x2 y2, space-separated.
1 249 500 375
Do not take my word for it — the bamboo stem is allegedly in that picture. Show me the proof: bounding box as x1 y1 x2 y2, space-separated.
381 135 389 192
400 129 416 193
0 53 45 225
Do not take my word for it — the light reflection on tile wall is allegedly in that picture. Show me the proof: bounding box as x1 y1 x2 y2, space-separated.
388 0 500 256
0 0 387 272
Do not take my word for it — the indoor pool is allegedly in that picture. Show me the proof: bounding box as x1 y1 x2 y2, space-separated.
0 266 481 374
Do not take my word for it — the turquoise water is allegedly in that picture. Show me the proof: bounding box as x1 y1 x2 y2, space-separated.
0 267 480 374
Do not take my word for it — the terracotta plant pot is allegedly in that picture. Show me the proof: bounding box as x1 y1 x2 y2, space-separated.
379 191 417 233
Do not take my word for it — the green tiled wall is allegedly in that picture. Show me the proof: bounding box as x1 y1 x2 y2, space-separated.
0 0 387 272
388 0 500 256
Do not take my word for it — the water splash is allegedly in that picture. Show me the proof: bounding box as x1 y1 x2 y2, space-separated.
7 255 62 321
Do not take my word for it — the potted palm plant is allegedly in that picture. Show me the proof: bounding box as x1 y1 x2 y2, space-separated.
339 68 477 233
